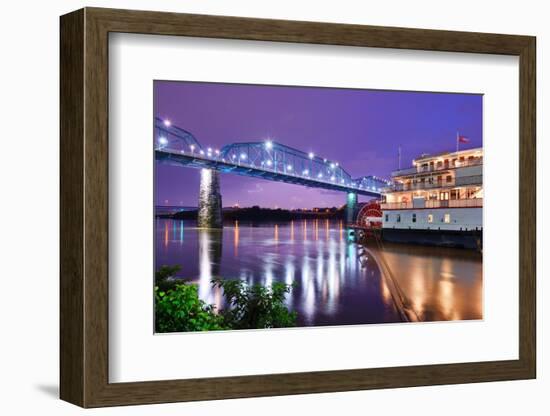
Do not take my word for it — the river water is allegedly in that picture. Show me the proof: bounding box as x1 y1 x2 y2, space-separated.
155 219 482 327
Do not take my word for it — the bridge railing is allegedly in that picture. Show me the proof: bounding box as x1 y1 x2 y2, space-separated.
220 141 354 186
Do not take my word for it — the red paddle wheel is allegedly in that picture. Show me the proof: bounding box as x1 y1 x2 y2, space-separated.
356 200 382 229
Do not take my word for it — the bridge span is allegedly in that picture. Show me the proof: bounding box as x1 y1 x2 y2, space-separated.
154 117 389 227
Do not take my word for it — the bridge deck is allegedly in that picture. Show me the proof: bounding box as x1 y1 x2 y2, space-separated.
156 150 382 197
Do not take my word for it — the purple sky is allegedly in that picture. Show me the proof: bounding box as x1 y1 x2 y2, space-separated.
155 81 482 209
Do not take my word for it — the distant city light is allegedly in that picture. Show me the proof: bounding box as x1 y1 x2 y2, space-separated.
158 137 168 145
265 141 273 149
308 152 314 159
163 119 171 127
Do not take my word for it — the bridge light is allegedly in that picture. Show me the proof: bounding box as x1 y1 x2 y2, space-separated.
207 147 212 152
231 154 236 159
265 140 273 149
335 162 339 167
341 179 345 184
267 160 273 166
330 163 335 169
163 119 171 127
287 165 292 171
318 173 323 178
323 158 327 163
331 176 335 181
240 153 247 160
158 137 168 145
190 144 195 151
308 152 314 159
215 149 220 155
199 150 205 155
303 169 309 175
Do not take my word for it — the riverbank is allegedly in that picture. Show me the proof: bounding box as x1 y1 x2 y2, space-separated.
156 206 345 222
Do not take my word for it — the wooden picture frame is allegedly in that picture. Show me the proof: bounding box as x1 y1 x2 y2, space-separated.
60 7 536 408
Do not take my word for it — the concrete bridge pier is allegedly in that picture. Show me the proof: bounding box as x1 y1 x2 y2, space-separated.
346 192 357 224
198 168 223 228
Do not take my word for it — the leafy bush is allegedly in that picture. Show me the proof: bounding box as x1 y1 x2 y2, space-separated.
155 284 227 332
155 265 184 292
212 278 297 329
154 265 297 332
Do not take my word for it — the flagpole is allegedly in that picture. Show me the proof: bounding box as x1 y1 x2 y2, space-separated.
398 145 401 170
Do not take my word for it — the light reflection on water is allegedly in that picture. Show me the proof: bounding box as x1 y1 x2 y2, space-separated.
368 242 483 321
155 219 482 327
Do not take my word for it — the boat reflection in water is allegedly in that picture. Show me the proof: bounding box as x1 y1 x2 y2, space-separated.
155 219 482 327
367 242 483 322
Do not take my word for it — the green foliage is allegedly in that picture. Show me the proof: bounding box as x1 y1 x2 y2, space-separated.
155 264 183 292
155 284 227 332
154 265 297 333
155 264 181 281
212 278 297 329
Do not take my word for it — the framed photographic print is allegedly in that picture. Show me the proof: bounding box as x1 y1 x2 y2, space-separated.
60 7 536 408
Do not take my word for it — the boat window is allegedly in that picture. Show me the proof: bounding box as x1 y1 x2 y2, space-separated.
412 213 417 223
428 214 433 223
396 214 401 223
444 213 451 223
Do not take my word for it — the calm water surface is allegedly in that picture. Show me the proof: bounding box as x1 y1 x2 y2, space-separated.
155 219 482 327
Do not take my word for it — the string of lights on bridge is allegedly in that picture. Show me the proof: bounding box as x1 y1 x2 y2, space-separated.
156 118 391 194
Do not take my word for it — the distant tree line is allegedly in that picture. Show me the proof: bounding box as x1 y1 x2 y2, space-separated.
158 205 345 222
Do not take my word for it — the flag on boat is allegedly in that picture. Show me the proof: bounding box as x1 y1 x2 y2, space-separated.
455 131 469 152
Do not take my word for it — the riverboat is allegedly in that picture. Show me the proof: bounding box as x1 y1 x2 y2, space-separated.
379 147 483 250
